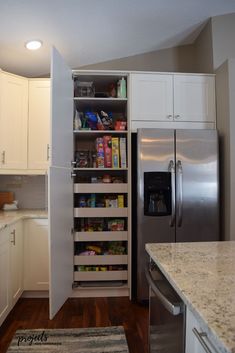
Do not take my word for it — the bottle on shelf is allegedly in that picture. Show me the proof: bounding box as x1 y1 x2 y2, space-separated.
117 77 127 98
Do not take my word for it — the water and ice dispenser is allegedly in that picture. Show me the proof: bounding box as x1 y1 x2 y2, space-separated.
144 172 172 216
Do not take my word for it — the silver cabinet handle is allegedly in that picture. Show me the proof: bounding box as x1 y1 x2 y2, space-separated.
168 160 175 227
145 265 183 316
47 144 50 161
176 160 183 227
175 114 180 119
167 114 173 119
192 328 213 353
10 229 16 245
2 151 6 164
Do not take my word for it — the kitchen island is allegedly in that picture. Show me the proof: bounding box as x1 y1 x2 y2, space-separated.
146 242 235 353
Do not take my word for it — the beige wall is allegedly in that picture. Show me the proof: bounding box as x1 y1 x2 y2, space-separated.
194 20 214 73
78 44 197 73
216 59 235 241
0 175 47 209
79 13 235 74
211 13 235 70
228 59 235 241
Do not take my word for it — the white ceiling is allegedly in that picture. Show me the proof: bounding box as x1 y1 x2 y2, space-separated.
1 0 235 77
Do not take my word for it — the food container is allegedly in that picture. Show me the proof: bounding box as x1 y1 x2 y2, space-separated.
0 192 14 209
75 150 90 168
75 81 95 97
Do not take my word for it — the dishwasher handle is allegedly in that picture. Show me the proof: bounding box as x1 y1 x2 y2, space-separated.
145 265 183 316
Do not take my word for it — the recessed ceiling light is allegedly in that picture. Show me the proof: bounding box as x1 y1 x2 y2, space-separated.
25 40 42 50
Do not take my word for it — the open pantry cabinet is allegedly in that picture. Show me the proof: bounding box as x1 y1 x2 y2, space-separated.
49 48 131 319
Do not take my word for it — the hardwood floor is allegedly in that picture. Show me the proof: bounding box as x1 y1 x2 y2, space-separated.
0 297 149 353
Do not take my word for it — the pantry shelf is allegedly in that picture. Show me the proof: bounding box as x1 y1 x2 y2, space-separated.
74 231 128 242
74 130 128 134
73 167 128 171
74 270 128 281
74 97 128 102
74 183 128 193
72 72 130 295
73 98 127 111
74 207 128 218
74 254 128 265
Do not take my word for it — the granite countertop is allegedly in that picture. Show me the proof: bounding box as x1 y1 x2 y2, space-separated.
0 209 48 231
146 242 235 353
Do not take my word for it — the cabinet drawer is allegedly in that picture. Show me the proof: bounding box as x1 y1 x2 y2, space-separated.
29 218 48 226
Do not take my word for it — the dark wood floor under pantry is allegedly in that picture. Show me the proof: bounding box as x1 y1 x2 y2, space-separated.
0 297 149 353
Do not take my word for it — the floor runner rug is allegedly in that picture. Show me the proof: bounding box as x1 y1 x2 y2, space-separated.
7 326 129 353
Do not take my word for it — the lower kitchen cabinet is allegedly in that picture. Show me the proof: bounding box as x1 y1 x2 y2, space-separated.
24 218 49 291
9 221 24 306
0 227 10 326
186 307 220 353
0 220 23 326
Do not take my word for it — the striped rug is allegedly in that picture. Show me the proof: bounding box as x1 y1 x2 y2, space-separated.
7 326 129 352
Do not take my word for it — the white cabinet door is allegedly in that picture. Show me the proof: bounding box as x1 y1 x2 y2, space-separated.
49 47 74 319
173 75 216 123
0 72 28 169
50 48 73 168
130 73 173 123
23 219 49 291
28 79 50 170
130 73 216 130
9 221 23 306
186 307 220 353
0 228 10 326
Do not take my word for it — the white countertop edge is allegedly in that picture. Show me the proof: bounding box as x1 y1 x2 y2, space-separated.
0 210 48 231
145 244 230 353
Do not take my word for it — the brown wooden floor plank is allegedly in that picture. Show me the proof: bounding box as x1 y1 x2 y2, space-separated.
0 297 148 353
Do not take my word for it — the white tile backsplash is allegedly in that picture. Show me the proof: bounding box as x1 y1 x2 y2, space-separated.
0 175 47 209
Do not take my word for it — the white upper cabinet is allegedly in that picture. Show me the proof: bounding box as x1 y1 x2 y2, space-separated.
130 73 173 122
0 72 28 169
130 73 216 130
174 75 216 123
50 48 73 168
28 79 50 170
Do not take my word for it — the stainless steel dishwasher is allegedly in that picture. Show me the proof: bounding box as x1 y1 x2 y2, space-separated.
146 261 185 353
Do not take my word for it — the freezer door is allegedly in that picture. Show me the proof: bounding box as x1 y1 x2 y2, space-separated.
175 129 219 242
137 129 175 301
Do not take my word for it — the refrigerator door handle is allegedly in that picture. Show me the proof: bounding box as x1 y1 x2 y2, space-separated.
177 160 183 227
168 160 175 227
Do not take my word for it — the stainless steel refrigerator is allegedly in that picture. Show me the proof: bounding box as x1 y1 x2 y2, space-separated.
135 128 219 302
